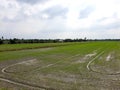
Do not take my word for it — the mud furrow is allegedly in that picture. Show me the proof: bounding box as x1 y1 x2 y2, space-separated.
87 51 105 71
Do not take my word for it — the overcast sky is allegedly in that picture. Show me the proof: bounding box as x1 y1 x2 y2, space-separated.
0 0 120 39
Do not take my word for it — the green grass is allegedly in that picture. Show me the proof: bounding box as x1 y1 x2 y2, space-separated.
0 42 74 52
0 41 120 90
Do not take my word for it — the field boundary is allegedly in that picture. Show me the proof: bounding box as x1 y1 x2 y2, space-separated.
0 43 74 52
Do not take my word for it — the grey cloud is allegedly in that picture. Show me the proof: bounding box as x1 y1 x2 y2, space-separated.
103 22 120 30
16 0 48 5
2 15 26 23
90 21 120 31
79 6 95 19
97 13 118 22
42 5 68 19
88 22 120 39
74 19 120 34
97 17 108 22
2 10 29 22
95 14 120 30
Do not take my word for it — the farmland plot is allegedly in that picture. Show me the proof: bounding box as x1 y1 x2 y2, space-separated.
0 42 120 90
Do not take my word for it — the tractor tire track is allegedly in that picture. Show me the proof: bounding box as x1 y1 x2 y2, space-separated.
0 77 46 90
87 51 105 71
0 53 82 90
0 59 56 90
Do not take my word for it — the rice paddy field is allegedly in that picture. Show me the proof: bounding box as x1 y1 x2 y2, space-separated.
0 41 120 90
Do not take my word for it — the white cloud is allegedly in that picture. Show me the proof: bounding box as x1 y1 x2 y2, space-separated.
0 0 20 20
0 0 120 39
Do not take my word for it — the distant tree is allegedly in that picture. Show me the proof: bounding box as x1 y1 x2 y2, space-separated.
9 38 16 44
0 39 3 44
64 39 72 42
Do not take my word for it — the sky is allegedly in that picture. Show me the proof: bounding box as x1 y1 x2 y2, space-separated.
0 0 120 39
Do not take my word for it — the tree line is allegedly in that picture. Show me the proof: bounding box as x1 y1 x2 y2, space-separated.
0 36 120 44
0 37 87 44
